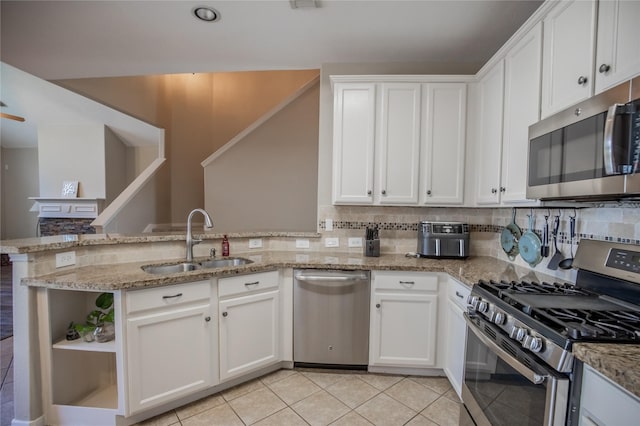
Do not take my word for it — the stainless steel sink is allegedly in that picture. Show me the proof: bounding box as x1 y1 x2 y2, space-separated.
200 257 253 269
142 262 201 274
141 257 253 274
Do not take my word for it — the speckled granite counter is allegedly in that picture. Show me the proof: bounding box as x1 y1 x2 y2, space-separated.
21 251 553 291
573 343 640 399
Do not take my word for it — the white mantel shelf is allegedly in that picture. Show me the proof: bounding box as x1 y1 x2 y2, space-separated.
29 197 105 219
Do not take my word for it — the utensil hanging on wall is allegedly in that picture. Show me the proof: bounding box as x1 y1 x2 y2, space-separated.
519 211 543 268
559 211 577 270
541 212 550 257
501 208 522 261
547 211 563 270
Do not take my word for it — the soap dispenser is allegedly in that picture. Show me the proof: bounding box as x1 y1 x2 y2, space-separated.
222 235 230 257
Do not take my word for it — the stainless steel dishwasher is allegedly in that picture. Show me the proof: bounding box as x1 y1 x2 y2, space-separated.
293 269 370 368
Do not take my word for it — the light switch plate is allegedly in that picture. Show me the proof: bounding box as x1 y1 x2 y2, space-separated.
296 239 310 249
348 237 363 247
249 239 262 249
325 219 333 231
55 251 76 268
324 237 339 248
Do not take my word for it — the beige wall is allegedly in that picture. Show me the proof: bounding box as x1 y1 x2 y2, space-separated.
204 82 319 232
56 70 320 224
1 147 39 239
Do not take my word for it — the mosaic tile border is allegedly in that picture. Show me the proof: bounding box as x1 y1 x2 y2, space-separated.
38 218 96 237
318 220 640 246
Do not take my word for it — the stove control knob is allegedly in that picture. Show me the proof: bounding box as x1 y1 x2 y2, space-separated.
467 296 480 310
477 300 489 313
491 310 506 325
523 335 543 353
510 326 527 342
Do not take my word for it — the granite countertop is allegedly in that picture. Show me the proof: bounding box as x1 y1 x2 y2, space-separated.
20 249 640 400
21 251 552 291
573 343 640 399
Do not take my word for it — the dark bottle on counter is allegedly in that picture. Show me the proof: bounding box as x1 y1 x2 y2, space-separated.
222 234 230 256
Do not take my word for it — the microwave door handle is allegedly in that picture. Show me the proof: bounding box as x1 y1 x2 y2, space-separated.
604 104 622 175
464 313 547 385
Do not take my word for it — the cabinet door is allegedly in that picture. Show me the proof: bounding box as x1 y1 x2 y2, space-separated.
420 83 467 205
541 0 597 118
332 83 376 204
370 292 438 367
444 299 466 399
126 303 213 413
475 60 505 205
595 0 640 94
501 22 542 204
376 83 421 204
219 290 280 381
579 365 640 426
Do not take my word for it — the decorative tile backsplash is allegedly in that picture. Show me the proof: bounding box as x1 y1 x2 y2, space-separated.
39 218 96 236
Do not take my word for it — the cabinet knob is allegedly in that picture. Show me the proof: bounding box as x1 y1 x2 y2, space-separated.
381 190 386 195
367 190 372 195
491 188 497 194
222 312 228 317
577 75 588 85
426 190 432 196
575 108 582 116
376 303 381 308
205 316 211 322
500 187 506 193
599 64 611 74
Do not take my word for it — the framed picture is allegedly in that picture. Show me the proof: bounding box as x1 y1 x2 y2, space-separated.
61 181 79 198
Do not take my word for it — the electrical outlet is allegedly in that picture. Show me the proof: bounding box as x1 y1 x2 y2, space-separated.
348 237 363 247
249 239 262 249
296 239 310 249
324 237 339 248
325 218 333 231
55 251 76 268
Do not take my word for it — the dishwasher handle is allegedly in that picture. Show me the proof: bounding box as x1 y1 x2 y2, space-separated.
294 272 369 286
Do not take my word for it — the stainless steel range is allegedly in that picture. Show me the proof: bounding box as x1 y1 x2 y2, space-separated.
462 239 640 426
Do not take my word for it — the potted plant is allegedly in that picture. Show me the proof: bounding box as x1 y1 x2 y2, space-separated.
74 292 115 343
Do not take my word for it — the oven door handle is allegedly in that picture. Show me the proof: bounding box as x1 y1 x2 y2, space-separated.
465 314 547 385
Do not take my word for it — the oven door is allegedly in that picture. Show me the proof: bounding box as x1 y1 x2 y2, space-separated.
463 313 570 426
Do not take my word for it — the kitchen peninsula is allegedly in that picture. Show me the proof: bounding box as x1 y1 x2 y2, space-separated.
3 232 639 425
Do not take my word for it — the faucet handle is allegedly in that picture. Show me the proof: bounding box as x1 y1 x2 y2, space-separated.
210 248 216 258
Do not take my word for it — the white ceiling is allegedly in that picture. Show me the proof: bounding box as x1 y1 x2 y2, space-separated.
0 0 543 148
1 0 543 80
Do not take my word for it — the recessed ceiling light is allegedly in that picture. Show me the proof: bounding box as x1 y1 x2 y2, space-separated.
193 6 220 22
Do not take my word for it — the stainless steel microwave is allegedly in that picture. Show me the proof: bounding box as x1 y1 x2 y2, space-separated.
527 78 640 201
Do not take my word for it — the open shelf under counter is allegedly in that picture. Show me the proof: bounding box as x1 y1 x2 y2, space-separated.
53 337 116 353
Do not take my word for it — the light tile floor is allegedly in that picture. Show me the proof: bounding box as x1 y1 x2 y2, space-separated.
0 351 462 426
138 369 462 426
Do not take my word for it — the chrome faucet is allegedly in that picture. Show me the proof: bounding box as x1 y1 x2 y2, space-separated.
186 208 213 262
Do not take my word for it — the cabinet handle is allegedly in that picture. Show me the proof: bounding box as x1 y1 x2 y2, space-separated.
162 293 183 299
222 312 228 317
455 291 464 299
599 64 611 73
577 75 588 85
426 190 432 196
491 188 497 194
205 316 211 322
376 303 381 308
367 190 372 195
500 187 506 193
381 190 386 195
399 280 415 285
575 108 582 117
244 281 259 287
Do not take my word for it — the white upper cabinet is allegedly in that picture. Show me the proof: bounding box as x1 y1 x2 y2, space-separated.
541 0 598 118
331 76 468 206
501 22 542 204
376 83 422 204
332 83 376 204
475 60 505 205
595 0 640 94
420 83 467 205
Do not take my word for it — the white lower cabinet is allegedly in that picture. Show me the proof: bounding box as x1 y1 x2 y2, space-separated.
369 271 439 368
443 278 471 399
579 364 640 426
218 270 280 382
125 280 217 414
